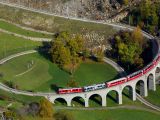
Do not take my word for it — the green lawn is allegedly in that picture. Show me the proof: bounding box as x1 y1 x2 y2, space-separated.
0 20 52 38
73 61 119 86
0 52 118 92
61 109 160 120
21 109 160 120
0 32 42 59
145 85 160 107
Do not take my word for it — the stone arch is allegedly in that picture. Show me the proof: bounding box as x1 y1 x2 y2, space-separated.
54 98 67 106
136 80 146 96
88 94 102 107
155 67 160 84
155 67 160 74
106 90 121 105
147 73 156 91
122 85 136 101
71 96 85 107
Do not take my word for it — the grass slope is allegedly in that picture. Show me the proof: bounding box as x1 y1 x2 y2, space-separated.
145 85 160 106
65 109 160 120
0 4 117 36
0 20 52 38
0 32 41 59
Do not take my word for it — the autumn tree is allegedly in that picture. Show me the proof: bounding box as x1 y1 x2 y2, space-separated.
93 47 104 62
110 28 145 72
131 26 144 47
50 32 85 72
50 40 71 67
38 98 54 119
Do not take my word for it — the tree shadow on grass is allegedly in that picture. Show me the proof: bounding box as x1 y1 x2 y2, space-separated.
72 97 85 106
37 41 52 61
90 95 102 106
107 94 117 103
50 84 63 93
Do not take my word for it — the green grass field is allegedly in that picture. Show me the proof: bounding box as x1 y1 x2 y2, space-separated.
62 109 160 120
0 52 118 92
145 85 160 106
0 20 52 38
0 32 42 59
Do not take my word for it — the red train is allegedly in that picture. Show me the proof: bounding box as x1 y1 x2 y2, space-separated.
58 88 83 94
58 54 160 94
106 78 127 88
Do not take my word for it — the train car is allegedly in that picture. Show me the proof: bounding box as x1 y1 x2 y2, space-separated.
143 62 155 74
94 83 106 90
106 77 127 88
83 85 96 92
58 88 83 94
127 70 143 81
83 83 106 92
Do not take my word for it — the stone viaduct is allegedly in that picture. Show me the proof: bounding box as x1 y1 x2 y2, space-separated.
47 65 159 107
46 25 160 108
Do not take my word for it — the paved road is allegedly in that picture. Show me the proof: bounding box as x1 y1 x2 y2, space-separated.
103 57 126 77
0 28 52 42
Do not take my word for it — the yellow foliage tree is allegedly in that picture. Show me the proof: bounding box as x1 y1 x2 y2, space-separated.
39 98 54 119
131 26 144 47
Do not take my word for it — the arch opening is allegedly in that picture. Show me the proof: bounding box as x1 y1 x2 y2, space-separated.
136 80 145 96
106 90 119 106
122 85 133 100
147 73 155 91
155 67 160 84
54 98 67 106
89 94 102 107
71 96 85 107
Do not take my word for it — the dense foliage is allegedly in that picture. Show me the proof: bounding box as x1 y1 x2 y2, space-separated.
49 32 104 74
127 0 160 35
49 32 84 73
109 27 150 72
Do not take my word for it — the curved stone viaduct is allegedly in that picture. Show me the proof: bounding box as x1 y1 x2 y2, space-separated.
45 25 160 108
0 23 159 108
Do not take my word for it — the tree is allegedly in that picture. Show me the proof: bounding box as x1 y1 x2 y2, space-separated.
131 26 144 47
38 98 54 119
94 47 104 62
110 30 145 71
74 34 84 52
50 32 85 69
50 40 71 67
4 111 17 119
